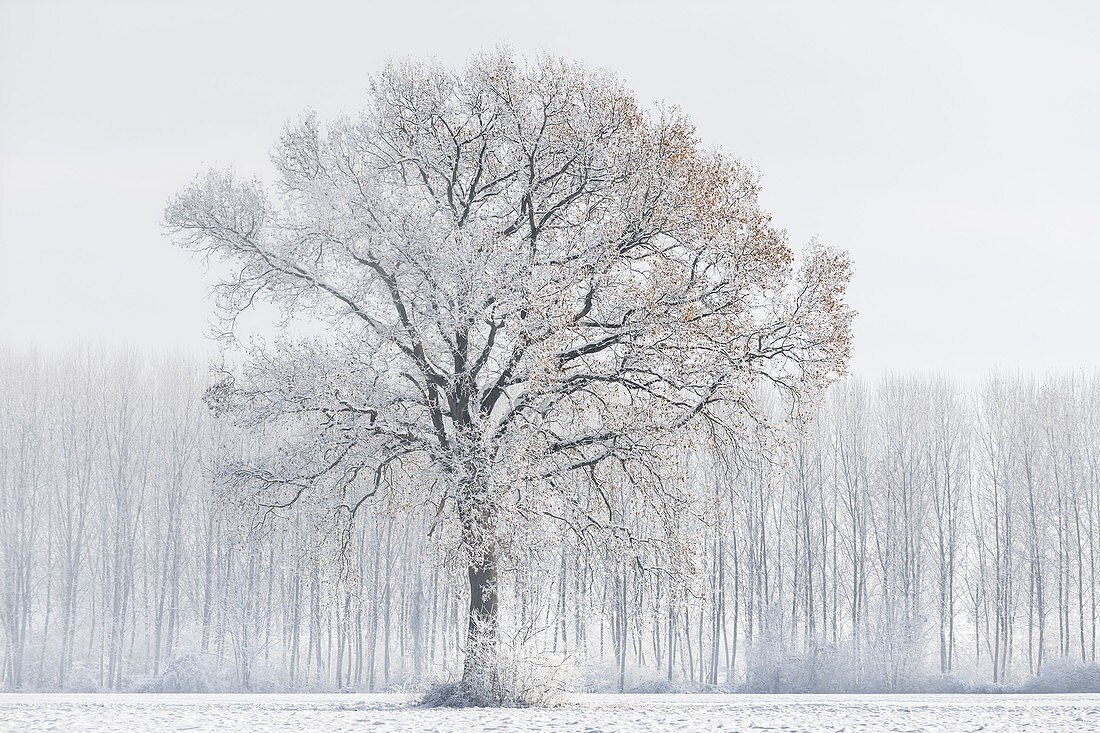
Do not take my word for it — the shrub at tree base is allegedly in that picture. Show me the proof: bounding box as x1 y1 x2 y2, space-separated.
420 625 575 707
1020 659 1100 693
131 653 219 693
61 666 104 694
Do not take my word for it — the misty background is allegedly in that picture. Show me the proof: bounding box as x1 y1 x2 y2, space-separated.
2 0 1098 377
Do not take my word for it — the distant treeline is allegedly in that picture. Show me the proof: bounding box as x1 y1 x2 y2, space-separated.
1 347 1098 692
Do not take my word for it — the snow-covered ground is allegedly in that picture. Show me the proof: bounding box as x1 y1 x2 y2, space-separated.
1 693 1098 732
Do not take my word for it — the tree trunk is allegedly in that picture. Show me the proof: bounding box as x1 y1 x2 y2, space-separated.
463 547 500 681
454 544 502 704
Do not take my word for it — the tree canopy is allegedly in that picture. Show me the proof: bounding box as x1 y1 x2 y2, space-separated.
166 49 853 700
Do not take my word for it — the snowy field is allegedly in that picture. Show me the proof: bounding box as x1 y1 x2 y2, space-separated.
1 693 1098 732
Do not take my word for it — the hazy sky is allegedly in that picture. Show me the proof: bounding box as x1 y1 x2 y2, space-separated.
2 0 1097 377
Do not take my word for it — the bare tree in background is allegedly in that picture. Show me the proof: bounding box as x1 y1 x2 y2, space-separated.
165 50 852 702
4 350 1100 693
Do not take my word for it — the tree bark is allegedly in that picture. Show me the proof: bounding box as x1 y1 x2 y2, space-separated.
461 547 500 694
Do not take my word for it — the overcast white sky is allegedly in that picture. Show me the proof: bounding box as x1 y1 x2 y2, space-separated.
1 0 1097 377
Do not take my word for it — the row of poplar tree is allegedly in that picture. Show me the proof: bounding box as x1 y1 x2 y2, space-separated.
1 346 1098 691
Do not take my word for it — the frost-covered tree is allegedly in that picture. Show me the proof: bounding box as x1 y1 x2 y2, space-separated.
165 50 852 699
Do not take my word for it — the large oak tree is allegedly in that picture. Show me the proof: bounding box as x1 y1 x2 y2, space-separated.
166 50 852 701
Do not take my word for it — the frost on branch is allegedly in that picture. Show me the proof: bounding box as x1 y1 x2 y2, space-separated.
165 49 853 703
